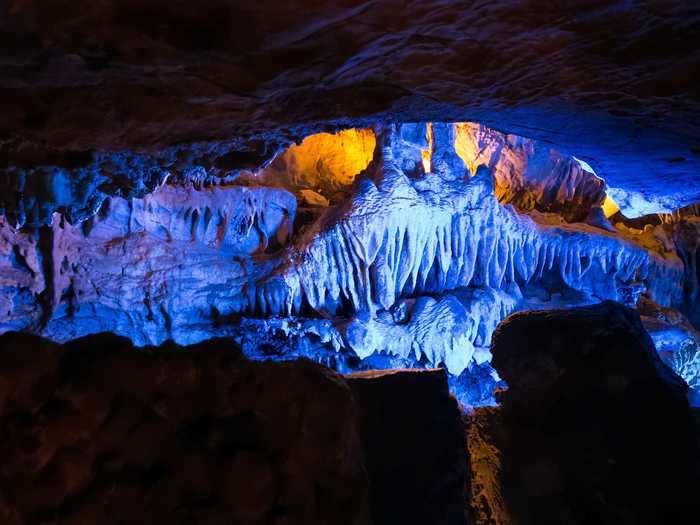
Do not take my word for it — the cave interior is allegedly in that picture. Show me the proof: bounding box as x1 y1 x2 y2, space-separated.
1 1 700 524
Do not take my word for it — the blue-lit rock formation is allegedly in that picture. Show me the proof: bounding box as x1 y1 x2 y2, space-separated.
2 122 700 404
2 4 700 523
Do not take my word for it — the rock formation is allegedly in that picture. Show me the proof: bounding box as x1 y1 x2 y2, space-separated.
2 3 700 523
454 122 607 222
468 301 700 524
0 332 370 525
2 1 699 214
348 369 467 525
0 332 472 525
3 121 700 403
4 305 697 525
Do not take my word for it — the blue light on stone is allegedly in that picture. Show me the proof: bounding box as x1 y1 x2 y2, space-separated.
1 122 699 407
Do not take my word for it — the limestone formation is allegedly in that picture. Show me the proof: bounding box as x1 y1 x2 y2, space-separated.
2 122 700 403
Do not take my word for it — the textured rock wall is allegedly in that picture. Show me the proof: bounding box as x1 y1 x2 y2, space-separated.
2 1 699 211
0 184 298 343
255 128 376 203
1 122 699 404
455 122 606 222
4 299 699 524
0 121 610 229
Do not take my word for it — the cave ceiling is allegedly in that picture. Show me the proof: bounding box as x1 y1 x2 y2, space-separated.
1 0 699 214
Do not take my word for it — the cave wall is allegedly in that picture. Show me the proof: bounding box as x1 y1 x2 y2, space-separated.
2 3 700 522
468 301 700 524
0 333 370 525
2 121 699 404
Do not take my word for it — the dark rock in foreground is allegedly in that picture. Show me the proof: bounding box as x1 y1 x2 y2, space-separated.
0 333 470 525
5 302 700 525
348 369 467 525
0 333 370 525
473 301 700 524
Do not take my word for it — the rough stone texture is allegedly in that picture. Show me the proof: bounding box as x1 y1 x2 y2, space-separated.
491 301 690 413
0 332 370 525
0 128 685 359
1 1 699 215
671 216 700 325
477 301 700 524
0 333 474 525
255 128 377 204
1 0 700 409
465 407 511 525
454 122 606 222
638 296 700 390
347 369 467 525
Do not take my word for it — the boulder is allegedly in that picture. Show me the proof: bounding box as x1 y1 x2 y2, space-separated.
0 333 474 525
481 301 700 524
0 332 370 525
347 369 468 525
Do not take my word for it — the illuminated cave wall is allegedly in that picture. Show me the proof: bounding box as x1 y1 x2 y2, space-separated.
255 128 376 204
1 122 699 405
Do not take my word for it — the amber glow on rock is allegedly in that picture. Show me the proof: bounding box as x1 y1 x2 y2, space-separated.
421 123 433 173
452 122 606 222
454 122 481 176
261 128 375 201
602 195 620 218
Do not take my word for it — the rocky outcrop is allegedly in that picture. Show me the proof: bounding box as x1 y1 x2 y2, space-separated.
256 144 681 324
0 332 370 525
254 128 376 204
348 369 467 525
672 217 700 326
637 296 700 390
465 407 512 525
0 332 471 525
469 301 700 524
455 122 606 222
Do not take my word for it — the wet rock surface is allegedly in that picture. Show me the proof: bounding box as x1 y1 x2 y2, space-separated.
469 301 700 524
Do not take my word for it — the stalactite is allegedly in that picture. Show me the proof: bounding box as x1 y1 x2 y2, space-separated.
0 123 694 379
